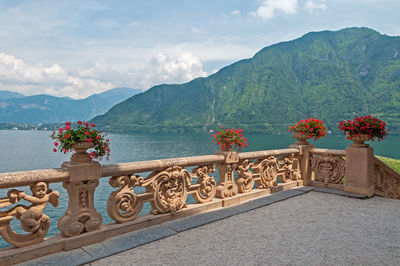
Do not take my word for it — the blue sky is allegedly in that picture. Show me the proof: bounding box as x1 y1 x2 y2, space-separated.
0 0 399 98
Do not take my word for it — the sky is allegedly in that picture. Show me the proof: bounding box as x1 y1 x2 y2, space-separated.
0 0 399 99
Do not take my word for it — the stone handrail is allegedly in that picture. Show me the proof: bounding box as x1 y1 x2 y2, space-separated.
101 154 225 177
0 168 69 189
100 148 298 177
373 156 400 199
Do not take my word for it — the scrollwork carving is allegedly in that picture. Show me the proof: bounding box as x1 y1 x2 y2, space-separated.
280 154 301 182
311 154 345 184
107 175 145 223
147 166 191 215
0 182 59 247
236 160 255 193
374 163 400 199
192 165 216 203
253 156 278 189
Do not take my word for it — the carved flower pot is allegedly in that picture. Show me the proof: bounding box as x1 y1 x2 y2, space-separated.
70 141 95 163
291 130 310 145
348 134 371 147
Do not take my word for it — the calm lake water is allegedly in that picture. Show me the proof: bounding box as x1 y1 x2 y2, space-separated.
0 130 399 247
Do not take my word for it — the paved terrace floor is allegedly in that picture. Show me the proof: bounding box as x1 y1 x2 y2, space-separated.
24 187 400 266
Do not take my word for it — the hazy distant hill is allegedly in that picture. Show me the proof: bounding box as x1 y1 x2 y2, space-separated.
0 87 141 124
0 90 24 100
92 27 400 134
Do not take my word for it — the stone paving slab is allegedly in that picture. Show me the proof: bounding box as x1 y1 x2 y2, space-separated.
81 243 114 261
18 247 92 266
101 225 177 254
313 187 368 199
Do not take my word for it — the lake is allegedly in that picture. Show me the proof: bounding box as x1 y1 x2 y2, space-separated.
0 130 399 248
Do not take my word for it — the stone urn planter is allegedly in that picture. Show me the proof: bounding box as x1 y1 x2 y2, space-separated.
70 142 95 163
291 130 311 145
347 134 371 147
219 145 233 152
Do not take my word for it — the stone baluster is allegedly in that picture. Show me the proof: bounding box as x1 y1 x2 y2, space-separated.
344 142 375 197
215 149 239 198
58 144 102 237
290 140 312 186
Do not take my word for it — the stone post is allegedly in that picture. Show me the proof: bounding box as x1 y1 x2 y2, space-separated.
215 149 239 198
290 142 312 186
344 143 375 197
58 147 103 237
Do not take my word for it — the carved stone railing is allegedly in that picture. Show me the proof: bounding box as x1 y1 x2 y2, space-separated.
0 147 302 264
1 141 400 264
373 157 400 199
309 148 346 190
103 148 300 223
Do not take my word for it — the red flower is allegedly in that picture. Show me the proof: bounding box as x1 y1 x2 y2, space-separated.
58 128 63 133
65 125 71 130
54 141 59 146
53 148 57 152
77 121 83 125
91 123 96 128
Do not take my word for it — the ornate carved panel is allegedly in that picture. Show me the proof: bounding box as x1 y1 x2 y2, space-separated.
0 182 59 247
253 156 278 189
279 153 301 183
191 165 216 203
374 162 400 199
311 154 345 184
147 166 192 215
236 160 255 193
107 175 145 223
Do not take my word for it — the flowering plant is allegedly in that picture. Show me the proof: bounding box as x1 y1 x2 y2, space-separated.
212 127 248 151
51 121 110 161
288 118 327 141
338 116 389 142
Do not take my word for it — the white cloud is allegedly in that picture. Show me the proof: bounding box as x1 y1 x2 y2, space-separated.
0 51 208 99
191 27 202 34
128 21 139 27
0 53 114 99
131 52 207 90
230 9 241 15
305 1 327 13
252 0 298 21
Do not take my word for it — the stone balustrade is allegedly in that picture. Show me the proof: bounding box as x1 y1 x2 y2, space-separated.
0 140 398 264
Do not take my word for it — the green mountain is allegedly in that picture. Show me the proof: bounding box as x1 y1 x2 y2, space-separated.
0 87 141 124
92 27 400 134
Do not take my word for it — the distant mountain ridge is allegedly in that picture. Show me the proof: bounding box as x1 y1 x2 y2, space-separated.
92 27 400 134
0 87 141 124
0 91 24 100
